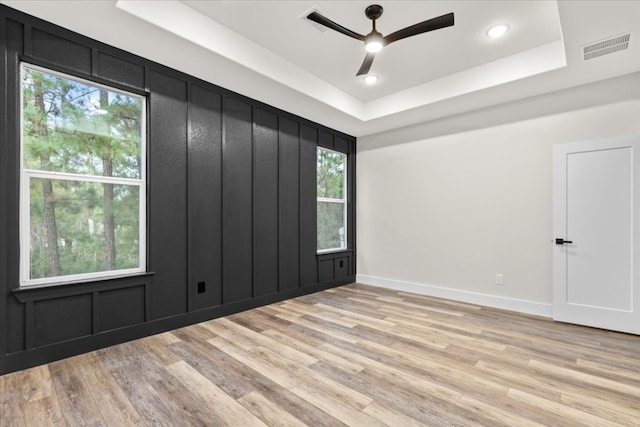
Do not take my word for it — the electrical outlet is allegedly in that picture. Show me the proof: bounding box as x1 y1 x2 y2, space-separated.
496 274 504 285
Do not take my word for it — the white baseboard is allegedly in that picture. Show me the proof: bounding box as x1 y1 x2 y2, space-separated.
356 274 552 318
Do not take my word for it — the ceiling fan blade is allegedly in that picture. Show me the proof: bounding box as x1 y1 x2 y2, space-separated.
356 52 376 76
384 12 454 45
307 11 365 41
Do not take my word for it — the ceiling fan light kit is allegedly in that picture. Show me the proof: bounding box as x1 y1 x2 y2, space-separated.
307 4 455 77
365 35 384 53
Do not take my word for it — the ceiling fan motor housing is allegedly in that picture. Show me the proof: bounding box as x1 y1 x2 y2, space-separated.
365 5 384 21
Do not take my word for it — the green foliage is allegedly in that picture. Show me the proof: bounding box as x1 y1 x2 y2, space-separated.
317 149 344 198
317 201 345 251
22 67 143 280
317 149 346 251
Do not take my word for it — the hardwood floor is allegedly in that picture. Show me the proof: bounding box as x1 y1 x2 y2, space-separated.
2 283 640 426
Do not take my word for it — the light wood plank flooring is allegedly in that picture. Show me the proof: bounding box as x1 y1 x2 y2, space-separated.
2 283 640 426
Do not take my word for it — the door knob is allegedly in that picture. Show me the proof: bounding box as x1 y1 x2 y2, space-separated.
555 238 573 245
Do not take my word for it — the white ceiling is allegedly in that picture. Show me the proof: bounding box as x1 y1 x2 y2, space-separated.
181 0 563 102
3 1 640 137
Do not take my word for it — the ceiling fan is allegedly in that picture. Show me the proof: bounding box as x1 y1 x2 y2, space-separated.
307 4 454 76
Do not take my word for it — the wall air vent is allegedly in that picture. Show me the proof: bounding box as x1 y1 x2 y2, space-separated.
582 33 631 61
298 6 329 33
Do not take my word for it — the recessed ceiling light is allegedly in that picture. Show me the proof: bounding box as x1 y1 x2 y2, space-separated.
486 24 510 39
364 75 379 85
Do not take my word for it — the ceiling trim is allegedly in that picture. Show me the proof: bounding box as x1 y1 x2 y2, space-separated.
116 0 566 123
115 0 365 119
4 0 639 138
364 40 566 120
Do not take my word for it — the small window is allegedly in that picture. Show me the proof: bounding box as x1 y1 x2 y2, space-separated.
20 64 146 287
317 147 347 252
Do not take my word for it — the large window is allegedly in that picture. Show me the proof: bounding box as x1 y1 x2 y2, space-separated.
317 147 347 252
20 64 146 287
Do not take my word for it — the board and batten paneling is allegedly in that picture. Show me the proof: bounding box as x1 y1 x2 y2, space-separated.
279 117 301 291
300 124 319 286
188 84 223 310
148 70 189 319
222 97 254 304
253 108 280 297
0 4 355 375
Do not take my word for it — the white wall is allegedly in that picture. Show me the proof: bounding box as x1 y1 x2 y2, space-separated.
357 89 640 315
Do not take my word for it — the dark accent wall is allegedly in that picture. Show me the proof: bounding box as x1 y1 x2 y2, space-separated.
0 5 356 375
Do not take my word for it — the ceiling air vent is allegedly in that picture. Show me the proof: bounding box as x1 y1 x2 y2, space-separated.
298 6 329 33
582 33 631 61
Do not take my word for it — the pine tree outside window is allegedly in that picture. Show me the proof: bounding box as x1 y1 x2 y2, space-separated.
20 64 146 287
317 147 347 252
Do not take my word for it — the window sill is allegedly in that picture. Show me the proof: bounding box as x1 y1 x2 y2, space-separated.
316 249 353 259
13 272 154 303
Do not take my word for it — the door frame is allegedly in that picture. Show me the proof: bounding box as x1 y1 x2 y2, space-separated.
552 134 640 334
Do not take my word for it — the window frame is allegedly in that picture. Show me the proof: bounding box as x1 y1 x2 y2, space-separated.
19 63 147 288
317 147 348 254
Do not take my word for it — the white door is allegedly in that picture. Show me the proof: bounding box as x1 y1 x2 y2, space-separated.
553 135 640 334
